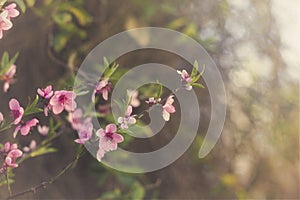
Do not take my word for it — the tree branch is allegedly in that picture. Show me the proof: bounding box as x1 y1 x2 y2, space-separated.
7 147 85 199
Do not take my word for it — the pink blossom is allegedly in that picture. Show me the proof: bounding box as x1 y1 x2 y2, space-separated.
5 149 23 168
23 140 37 152
177 69 192 90
94 78 111 101
5 3 20 19
3 64 16 92
128 90 140 107
49 90 77 115
0 10 12 39
162 95 176 121
9 98 24 125
146 97 161 106
2 142 17 153
74 120 93 144
37 85 54 99
96 124 124 161
37 125 49 136
68 108 83 130
118 105 136 129
0 112 3 123
13 118 39 138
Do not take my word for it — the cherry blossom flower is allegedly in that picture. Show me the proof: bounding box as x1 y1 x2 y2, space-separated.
37 125 49 136
13 118 39 138
118 105 136 129
94 78 111 101
128 90 140 107
5 3 20 19
68 108 83 130
9 98 24 125
145 97 161 106
49 90 77 114
2 142 17 153
0 10 12 39
0 112 3 123
37 85 54 99
74 120 93 144
22 140 37 152
162 95 176 121
177 69 193 90
96 124 124 161
5 148 23 168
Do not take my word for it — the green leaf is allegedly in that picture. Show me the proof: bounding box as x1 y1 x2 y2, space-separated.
103 58 119 79
1 51 9 68
24 95 43 116
157 82 163 99
191 60 199 78
103 57 109 68
14 0 26 13
191 83 205 88
30 146 57 158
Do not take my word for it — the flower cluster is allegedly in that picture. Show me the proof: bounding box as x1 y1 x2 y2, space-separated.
0 3 19 39
37 85 77 116
9 99 39 138
0 142 23 173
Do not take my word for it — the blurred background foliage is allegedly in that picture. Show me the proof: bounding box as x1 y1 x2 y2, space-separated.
0 0 299 199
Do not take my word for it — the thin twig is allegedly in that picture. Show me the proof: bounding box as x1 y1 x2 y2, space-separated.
5 170 11 196
7 147 85 199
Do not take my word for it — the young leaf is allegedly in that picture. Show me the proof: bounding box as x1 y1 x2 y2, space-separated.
14 0 26 13
1 51 9 68
24 95 43 116
191 83 205 88
157 82 163 99
191 60 199 78
30 146 57 158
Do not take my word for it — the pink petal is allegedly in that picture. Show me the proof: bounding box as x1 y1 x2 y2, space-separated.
128 116 136 125
112 133 124 143
52 104 64 115
96 148 105 161
9 98 20 110
126 105 132 117
26 118 39 127
162 110 170 121
13 126 21 138
20 125 30 136
106 124 117 133
102 89 108 100
96 129 105 138
8 149 23 158
164 105 176 113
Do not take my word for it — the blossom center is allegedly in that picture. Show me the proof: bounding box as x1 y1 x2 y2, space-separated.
58 95 67 104
105 132 113 140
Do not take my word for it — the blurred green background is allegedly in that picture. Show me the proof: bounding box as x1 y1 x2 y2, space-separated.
0 0 299 199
